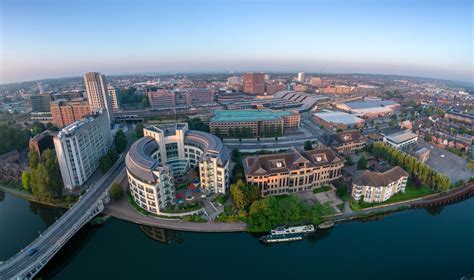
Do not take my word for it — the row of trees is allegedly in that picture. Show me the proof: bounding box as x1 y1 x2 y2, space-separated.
369 141 451 192
0 125 30 154
187 118 209 133
99 129 128 173
22 149 63 199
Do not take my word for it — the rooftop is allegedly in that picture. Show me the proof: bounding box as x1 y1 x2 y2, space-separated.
353 166 408 187
211 109 294 122
314 111 364 125
243 147 343 176
344 100 399 109
382 129 418 144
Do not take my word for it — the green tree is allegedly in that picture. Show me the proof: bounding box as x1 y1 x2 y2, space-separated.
99 154 113 173
345 156 353 166
304 140 312 151
31 122 46 136
109 183 124 200
21 171 32 192
114 129 128 153
135 123 145 139
230 181 247 213
357 155 367 170
424 133 432 142
29 149 40 169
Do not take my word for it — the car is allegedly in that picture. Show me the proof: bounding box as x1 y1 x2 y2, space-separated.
440 154 445 158
26 248 38 256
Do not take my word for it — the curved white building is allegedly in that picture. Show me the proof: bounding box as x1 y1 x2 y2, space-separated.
125 123 229 214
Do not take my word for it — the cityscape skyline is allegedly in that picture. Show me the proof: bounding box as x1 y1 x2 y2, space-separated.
1 0 472 84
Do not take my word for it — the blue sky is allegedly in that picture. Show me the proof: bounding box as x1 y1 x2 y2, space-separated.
1 0 472 83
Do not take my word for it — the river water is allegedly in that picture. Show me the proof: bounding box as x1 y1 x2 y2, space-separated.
0 191 473 280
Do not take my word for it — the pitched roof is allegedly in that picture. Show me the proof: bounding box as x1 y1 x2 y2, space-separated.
352 166 408 187
243 147 343 176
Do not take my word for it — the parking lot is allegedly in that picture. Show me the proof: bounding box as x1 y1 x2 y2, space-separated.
418 140 474 183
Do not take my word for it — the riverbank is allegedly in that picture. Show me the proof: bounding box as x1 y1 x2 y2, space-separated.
3 180 473 234
0 184 71 209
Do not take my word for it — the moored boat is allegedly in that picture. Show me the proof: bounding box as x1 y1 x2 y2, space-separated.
318 221 335 229
260 225 315 244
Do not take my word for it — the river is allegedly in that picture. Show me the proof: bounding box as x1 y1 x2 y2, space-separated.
0 191 473 280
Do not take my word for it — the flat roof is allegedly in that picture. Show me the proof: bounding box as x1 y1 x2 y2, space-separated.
211 109 293 122
344 100 399 109
385 130 418 144
314 111 364 125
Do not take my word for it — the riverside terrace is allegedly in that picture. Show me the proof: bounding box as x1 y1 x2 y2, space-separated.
125 123 230 216
209 109 300 138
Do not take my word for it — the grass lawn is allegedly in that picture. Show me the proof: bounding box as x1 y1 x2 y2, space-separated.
350 180 434 211
312 185 332 194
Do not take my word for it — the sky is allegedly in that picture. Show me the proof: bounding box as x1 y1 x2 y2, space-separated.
0 0 473 83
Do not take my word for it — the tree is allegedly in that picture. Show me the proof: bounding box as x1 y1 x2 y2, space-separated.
344 156 353 166
22 171 32 192
109 183 124 200
0 125 30 154
230 181 247 213
141 96 150 108
99 154 113 173
114 129 128 153
29 149 40 169
31 163 48 197
357 155 367 170
135 123 144 139
304 140 312 151
31 122 46 136
424 133 432 142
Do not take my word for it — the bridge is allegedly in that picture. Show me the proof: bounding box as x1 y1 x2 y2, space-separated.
0 156 125 280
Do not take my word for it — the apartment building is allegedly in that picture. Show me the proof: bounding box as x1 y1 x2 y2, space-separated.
243 73 265 95
351 166 408 203
83 72 114 122
54 110 112 190
50 99 92 128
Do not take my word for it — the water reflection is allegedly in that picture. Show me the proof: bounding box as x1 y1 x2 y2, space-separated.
139 225 183 244
425 205 445 216
0 190 5 202
29 201 65 226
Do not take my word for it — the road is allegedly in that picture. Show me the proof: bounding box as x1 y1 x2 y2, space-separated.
0 157 125 280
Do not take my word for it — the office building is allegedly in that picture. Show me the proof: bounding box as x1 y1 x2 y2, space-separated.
50 99 92 128
209 109 300 138
83 72 114 122
243 73 265 95
30 94 51 112
184 88 214 105
321 130 366 155
107 85 120 112
297 72 305 83
54 110 112 190
243 147 344 197
352 166 408 203
147 90 176 108
125 123 229 214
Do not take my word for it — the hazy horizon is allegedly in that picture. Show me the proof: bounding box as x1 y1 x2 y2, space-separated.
1 0 473 84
